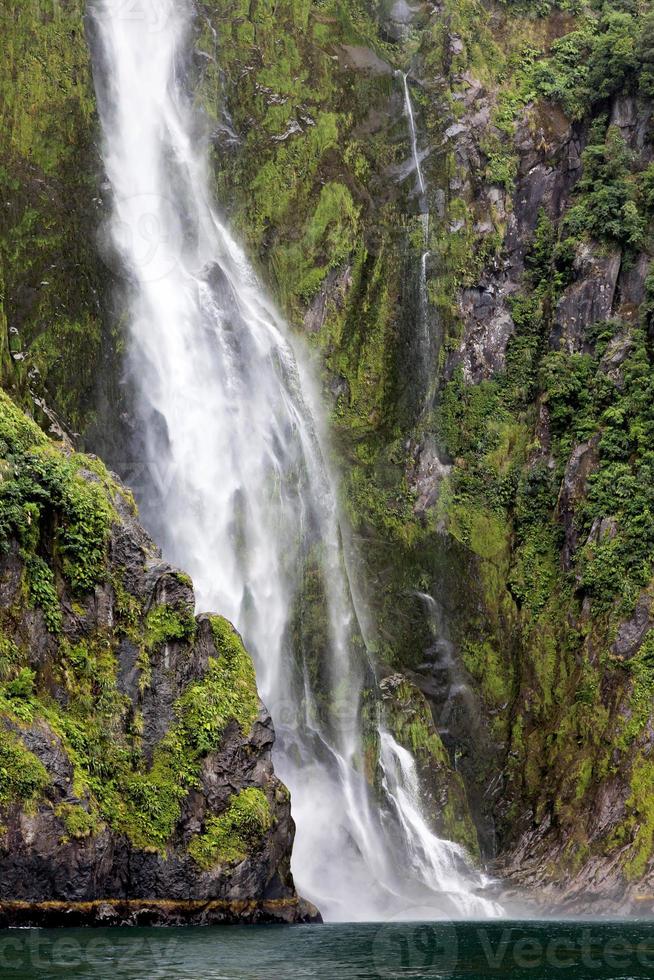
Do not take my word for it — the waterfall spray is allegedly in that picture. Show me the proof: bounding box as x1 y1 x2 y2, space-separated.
88 0 500 920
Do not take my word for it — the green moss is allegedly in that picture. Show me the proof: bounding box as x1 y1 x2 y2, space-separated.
0 0 105 433
29 616 261 853
0 397 267 853
188 787 272 869
623 757 654 880
384 679 449 765
145 604 197 649
615 635 654 751
55 803 101 842
175 617 259 753
0 730 48 809
461 639 510 708
441 794 482 860
0 389 46 451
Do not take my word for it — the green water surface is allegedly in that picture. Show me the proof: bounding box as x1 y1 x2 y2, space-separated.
1 920 653 979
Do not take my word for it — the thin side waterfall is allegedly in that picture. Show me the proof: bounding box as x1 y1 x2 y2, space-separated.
398 71 433 409
399 71 426 198
87 0 500 920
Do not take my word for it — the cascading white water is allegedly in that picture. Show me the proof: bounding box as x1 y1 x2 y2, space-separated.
399 71 426 198
398 72 433 408
88 0 500 921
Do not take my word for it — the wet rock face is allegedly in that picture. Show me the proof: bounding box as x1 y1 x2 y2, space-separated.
612 594 654 661
0 409 316 925
380 673 481 857
403 7 654 912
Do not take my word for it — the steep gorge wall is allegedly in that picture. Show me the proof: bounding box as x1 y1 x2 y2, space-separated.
4 0 654 912
203 0 654 909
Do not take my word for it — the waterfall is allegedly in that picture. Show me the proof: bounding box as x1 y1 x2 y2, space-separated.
87 0 500 921
398 71 434 411
399 71 426 198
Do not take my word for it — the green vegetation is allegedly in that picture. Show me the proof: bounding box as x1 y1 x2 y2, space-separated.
2 0 654 889
384 678 451 768
0 392 262 854
0 730 49 808
55 803 102 842
144 603 197 649
565 122 644 250
33 614 261 852
0 0 105 433
188 787 272 869
534 2 654 119
0 390 114 609
174 616 260 754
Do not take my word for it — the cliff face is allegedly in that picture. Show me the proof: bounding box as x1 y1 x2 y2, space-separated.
202 0 654 910
0 1 110 437
4 0 654 914
0 391 314 925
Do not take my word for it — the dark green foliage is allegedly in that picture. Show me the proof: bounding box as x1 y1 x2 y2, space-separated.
174 616 260 755
144 604 197 649
25 555 62 633
188 787 272 869
638 11 654 96
542 320 654 611
0 731 49 808
0 391 114 600
565 123 644 250
533 27 596 118
533 3 654 119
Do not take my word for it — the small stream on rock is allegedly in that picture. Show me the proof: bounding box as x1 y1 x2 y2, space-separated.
87 0 500 921
397 70 435 413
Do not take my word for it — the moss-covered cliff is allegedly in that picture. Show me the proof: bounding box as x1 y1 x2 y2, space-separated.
5 0 654 912
0 390 315 925
0 1 111 437
201 0 654 907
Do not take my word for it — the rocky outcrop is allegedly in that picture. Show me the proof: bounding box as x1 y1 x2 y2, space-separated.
556 436 600 569
0 392 317 926
552 245 622 352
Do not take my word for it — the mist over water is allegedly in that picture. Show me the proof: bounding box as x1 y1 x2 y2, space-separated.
87 0 500 921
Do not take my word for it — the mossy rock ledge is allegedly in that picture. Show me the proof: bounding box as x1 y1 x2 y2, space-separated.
0 392 318 926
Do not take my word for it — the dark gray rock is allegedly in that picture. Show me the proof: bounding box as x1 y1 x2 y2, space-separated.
552 245 621 353
0 467 318 926
456 290 515 382
612 593 654 660
556 437 600 569
617 253 651 321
